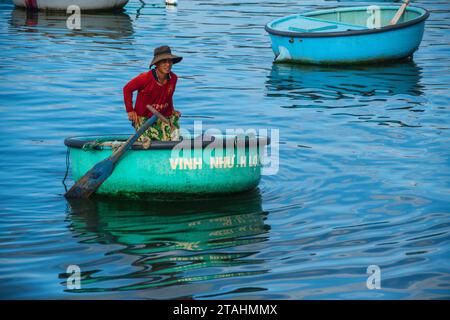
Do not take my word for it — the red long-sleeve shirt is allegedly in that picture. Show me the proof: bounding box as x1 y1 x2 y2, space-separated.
123 70 178 118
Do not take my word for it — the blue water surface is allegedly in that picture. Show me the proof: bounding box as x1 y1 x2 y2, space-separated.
0 0 449 299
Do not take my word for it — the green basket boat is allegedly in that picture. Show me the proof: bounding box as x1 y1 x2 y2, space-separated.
64 134 270 197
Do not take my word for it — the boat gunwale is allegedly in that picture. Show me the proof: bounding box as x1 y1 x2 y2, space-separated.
265 5 429 38
12 0 129 12
64 134 271 151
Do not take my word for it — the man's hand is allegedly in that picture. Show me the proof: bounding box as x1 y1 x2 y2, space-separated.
128 111 138 123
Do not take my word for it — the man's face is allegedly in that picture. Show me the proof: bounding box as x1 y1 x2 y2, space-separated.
156 59 173 75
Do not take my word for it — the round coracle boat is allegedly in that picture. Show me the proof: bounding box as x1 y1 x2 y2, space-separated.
13 0 129 11
266 5 429 64
65 134 270 196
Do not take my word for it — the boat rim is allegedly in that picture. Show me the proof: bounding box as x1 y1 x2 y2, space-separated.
65 134 271 150
265 5 429 38
12 0 129 11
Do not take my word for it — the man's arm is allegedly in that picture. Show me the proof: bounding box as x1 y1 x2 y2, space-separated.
167 77 178 116
123 73 148 122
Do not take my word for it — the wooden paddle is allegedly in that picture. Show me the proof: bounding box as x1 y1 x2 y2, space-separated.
64 114 158 198
390 0 410 25
146 104 172 126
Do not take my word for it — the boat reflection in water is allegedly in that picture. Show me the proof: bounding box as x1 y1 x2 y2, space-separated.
336 0 399 2
266 61 423 100
11 7 133 39
64 191 269 295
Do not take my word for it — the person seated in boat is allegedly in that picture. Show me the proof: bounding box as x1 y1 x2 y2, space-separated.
123 45 182 142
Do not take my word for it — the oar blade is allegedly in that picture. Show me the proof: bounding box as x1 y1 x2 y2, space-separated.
64 158 114 199
64 114 158 199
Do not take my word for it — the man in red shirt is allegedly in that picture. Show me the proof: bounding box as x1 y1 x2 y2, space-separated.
123 45 182 141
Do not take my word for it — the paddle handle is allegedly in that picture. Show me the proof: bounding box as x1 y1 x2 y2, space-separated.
390 0 410 25
109 114 157 163
110 105 170 163
146 104 170 124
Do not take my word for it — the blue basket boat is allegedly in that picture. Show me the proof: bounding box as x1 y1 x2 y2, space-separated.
265 5 429 64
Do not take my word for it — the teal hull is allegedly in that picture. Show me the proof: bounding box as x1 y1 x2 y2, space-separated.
65 134 269 196
266 5 429 64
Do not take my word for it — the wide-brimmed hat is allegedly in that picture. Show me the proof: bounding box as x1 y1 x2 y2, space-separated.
149 45 183 68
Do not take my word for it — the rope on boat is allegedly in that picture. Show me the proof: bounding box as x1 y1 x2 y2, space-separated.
81 139 103 151
62 147 70 192
81 140 127 152
61 139 124 192
61 137 150 193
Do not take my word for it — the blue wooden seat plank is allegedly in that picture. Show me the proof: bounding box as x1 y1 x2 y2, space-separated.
286 16 368 33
